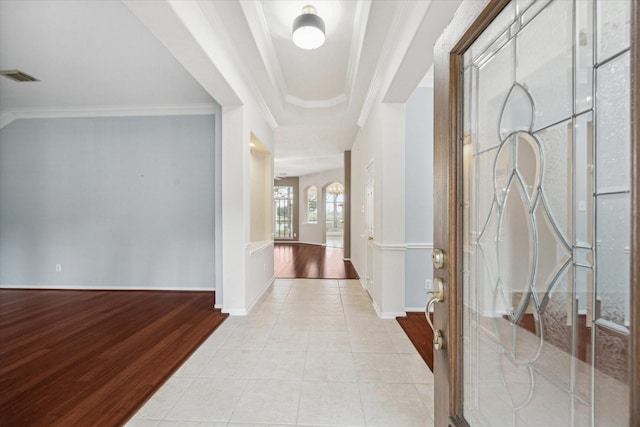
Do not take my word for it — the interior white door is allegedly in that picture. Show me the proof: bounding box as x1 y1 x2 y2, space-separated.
365 160 374 294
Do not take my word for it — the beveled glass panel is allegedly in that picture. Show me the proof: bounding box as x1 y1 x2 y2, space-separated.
576 0 594 114
596 0 631 63
596 51 630 193
477 40 515 153
477 225 500 316
469 3 516 63
461 1 631 425
516 0 573 131
497 174 535 313
516 0 536 16
469 338 517 426
594 324 629 426
464 66 472 137
520 0 552 26
533 201 571 295
574 112 593 246
475 148 498 228
535 119 571 241
534 276 572 390
494 141 514 207
575 247 593 267
515 133 540 202
575 266 594 402
517 371 572 426
499 85 535 141
595 192 630 327
574 399 593 427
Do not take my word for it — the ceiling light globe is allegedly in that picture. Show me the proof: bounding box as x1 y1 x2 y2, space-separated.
292 7 325 50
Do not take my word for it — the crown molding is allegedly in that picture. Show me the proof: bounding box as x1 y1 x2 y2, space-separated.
240 0 289 105
345 0 371 109
0 103 217 129
179 0 278 129
357 2 410 127
357 0 432 127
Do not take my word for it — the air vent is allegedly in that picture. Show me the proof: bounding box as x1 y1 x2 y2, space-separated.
0 70 39 82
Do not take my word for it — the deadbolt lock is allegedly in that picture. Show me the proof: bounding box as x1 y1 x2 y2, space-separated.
432 248 445 269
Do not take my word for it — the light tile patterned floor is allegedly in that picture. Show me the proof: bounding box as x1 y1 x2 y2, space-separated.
127 279 434 427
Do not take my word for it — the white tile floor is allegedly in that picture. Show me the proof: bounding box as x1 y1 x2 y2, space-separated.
127 278 434 427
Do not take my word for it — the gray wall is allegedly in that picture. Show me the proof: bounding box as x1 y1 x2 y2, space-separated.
405 86 434 309
0 115 216 289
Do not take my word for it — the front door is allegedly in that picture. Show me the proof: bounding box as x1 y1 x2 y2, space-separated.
432 0 638 425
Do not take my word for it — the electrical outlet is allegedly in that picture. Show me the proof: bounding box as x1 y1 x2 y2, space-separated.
424 279 432 291
56 264 62 273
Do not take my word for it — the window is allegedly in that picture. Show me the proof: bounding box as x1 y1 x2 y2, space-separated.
306 186 318 223
273 186 294 239
325 182 344 232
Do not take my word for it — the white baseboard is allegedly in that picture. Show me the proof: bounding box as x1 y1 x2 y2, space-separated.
372 300 406 319
351 264 363 282
296 241 324 246
220 275 275 316
223 308 248 316
404 307 426 313
245 275 275 314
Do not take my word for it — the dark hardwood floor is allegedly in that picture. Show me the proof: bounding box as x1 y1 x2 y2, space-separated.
397 312 434 371
0 289 227 427
274 242 359 279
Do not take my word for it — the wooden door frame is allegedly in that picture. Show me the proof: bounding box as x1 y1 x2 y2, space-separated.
432 0 640 426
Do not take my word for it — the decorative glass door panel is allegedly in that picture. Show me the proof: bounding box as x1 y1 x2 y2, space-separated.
461 1 631 425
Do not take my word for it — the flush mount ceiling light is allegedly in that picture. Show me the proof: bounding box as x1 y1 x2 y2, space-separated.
292 5 325 50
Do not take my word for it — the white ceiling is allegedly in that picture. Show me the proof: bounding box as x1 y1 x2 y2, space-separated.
0 0 214 111
0 0 462 177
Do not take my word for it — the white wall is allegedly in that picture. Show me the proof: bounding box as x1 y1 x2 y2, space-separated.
0 115 216 290
298 168 344 245
123 0 277 315
222 101 275 315
351 102 406 318
250 148 272 243
350 74 436 316
405 86 434 310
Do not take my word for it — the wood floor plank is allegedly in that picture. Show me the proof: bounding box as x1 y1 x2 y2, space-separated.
274 242 359 279
0 289 227 426
396 312 434 371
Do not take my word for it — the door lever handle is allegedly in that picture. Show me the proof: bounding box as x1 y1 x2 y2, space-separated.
425 278 445 350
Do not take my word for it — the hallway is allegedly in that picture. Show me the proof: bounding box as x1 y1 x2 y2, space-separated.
127 278 434 426
274 243 358 279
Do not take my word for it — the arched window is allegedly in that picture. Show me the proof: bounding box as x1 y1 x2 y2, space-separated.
306 186 318 223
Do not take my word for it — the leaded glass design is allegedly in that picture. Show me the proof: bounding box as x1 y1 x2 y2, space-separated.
461 1 631 425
